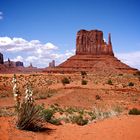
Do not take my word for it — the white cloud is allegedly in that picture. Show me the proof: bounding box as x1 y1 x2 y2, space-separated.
12 56 24 62
0 37 13 46
0 36 75 67
116 51 140 69
25 56 38 62
0 37 58 53
43 43 58 50
0 12 3 20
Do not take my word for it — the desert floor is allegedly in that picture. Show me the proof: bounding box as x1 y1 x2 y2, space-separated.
0 72 140 140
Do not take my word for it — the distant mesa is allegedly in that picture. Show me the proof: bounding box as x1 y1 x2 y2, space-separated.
16 61 24 67
29 63 33 68
45 29 137 74
49 60 55 68
0 52 4 64
4 58 24 68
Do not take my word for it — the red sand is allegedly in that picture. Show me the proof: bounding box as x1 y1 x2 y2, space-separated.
0 115 140 140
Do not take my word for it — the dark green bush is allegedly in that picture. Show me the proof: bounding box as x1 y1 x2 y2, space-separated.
61 77 70 85
70 115 88 126
107 79 113 85
129 108 140 115
65 107 76 114
81 71 87 77
42 109 54 121
95 95 101 100
41 106 61 125
88 112 96 120
49 118 61 125
128 82 134 86
81 80 88 85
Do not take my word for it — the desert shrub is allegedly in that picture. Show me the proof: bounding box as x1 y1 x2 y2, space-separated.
88 112 96 120
107 79 113 85
81 79 88 85
34 89 57 100
0 107 15 117
134 71 140 76
129 108 140 115
0 91 10 98
49 118 61 125
128 82 134 86
65 107 76 114
95 95 101 100
81 71 87 78
46 80 53 85
113 106 123 113
37 93 48 99
78 109 85 115
118 74 123 76
41 107 61 125
61 77 70 85
70 115 88 126
16 101 44 131
42 108 54 121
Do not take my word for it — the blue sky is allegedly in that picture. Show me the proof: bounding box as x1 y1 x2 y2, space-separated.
0 0 140 68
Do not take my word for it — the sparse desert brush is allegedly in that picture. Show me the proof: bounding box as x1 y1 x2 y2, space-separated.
0 107 15 117
129 108 140 115
39 105 61 125
70 115 88 126
81 79 88 85
61 77 70 85
65 107 77 114
95 94 101 100
34 88 57 100
0 90 11 98
92 106 122 120
37 104 123 126
81 71 87 78
107 79 113 85
42 108 55 121
128 82 134 86
113 105 123 114
134 71 140 76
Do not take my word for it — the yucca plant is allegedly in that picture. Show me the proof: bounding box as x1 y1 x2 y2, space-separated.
12 74 21 111
12 74 44 131
16 101 44 131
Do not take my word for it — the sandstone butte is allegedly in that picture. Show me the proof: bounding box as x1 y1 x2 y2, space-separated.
46 29 137 74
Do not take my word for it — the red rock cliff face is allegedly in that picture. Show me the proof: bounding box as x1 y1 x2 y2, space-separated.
76 30 114 56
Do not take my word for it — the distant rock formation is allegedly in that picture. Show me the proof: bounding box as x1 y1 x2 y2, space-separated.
44 29 137 74
0 52 4 64
4 58 15 67
49 60 55 68
76 30 114 56
29 63 33 68
16 61 24 67
4 58 24 67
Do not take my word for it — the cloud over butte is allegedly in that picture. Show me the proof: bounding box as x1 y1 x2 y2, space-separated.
0 37 74 67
